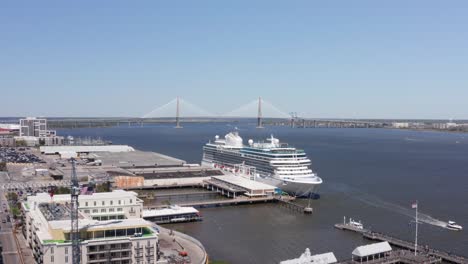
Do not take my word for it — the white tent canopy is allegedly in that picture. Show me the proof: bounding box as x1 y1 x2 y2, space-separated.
280 248 337 264
352 241 392 258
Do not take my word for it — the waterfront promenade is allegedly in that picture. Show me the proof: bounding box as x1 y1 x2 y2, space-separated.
157 225 207 264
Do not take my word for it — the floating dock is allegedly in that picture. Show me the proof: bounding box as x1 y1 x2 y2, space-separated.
335 223 468 264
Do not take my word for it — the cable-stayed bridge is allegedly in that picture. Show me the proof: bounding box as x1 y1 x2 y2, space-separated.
43 97 385 129
141 97 290 128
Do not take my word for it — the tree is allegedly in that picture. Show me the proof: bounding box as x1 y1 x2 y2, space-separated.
7 192 18 202
11 207 20 219
55 186 70 194
15 140 27 147
0 161 6 171
95 182 111 193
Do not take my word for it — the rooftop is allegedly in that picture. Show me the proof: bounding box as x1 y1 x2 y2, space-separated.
211 175 277 191
48 218 153 232
143 206 199 218
27 190 139 205
280 249 337 264
38 203 86 221
40 145 135 154
131 166 224 179
93 150 185 168
352 241 392 257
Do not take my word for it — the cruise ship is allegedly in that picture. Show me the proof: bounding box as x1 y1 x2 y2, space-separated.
202 132 322 197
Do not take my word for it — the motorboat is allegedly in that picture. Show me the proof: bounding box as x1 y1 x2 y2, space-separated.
349 218 364 229
446 221 463 231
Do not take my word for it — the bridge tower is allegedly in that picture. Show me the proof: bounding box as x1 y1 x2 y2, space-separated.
175 96 182 128
256 97 264 128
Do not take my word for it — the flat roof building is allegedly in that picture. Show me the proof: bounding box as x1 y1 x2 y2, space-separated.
40 145 135 156
22 190 159 264
20 117 48 137
204 175 276 197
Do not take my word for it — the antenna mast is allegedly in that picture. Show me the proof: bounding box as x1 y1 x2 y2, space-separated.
71 159 81 264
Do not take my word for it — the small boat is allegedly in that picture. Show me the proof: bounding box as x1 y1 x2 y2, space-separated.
349 218 364 229
446 221 463 231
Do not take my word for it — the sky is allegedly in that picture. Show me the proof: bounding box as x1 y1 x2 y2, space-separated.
1 1 467 119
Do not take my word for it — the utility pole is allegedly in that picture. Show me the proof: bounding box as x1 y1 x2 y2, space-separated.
71 159 81 264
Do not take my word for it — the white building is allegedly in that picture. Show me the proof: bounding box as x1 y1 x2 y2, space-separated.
22 190 159 264
392 122 409 129
20 117 48 137
280 248 337 264
40 145 135 157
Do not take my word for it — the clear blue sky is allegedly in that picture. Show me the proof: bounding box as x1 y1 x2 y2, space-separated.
1 1 467 119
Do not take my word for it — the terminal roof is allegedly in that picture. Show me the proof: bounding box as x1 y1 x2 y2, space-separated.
352 241 392 257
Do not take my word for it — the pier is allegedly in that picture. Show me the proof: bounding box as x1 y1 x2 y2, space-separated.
335 223 468 264
144 195 312 213
337 250 441 264
276 197 312 213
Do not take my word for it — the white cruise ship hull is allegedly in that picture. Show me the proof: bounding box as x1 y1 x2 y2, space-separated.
202 161 321 197
255 175 321 197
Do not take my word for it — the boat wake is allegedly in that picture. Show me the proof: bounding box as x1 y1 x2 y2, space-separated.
330 183 448 228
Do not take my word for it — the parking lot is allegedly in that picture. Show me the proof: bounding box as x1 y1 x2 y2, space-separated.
0 147 44 164
1 180 72 192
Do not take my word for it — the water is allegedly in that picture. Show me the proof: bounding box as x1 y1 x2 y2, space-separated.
58 123 468 263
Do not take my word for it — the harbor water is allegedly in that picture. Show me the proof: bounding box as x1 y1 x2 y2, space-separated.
58 123 468 263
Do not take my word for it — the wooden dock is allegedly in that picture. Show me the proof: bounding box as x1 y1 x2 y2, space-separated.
139 191 215 199
275 197 312 213
145 196 280 209
143 195 313 214
335 223 468 264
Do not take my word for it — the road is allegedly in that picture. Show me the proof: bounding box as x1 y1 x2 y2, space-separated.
0 187 21 264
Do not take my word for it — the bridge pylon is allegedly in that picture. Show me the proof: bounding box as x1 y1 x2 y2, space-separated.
175 96 182 128
256 97 264 129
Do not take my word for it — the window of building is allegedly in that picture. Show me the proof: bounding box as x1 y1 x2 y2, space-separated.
117 208 123 212
84 210 90 214
101 208 106 213
130 199 133 204
102 201 105 206
110 200 113 205
51 255 54 262
109 208 114 212
118 200 121 205
51 247 54 254
85 202 88 206
94 201 96 206
65 247 68 254
65 256 68 263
